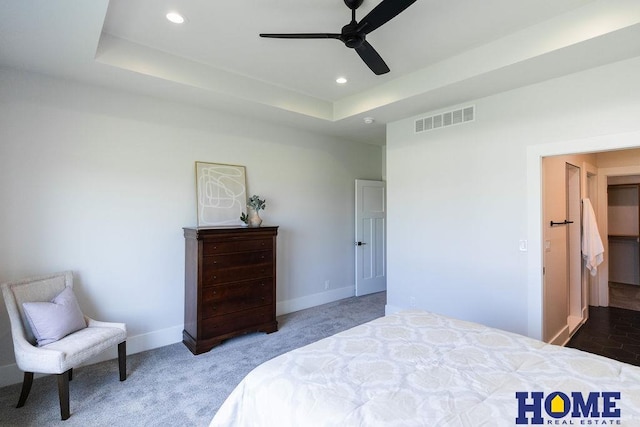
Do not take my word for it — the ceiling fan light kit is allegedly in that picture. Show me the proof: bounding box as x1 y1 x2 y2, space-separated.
260 0 417 75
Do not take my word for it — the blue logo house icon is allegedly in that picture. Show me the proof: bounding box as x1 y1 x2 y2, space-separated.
515 391 621 424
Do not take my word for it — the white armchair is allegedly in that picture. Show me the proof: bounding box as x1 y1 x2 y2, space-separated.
1 271 127 420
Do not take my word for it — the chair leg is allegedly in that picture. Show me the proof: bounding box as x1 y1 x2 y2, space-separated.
118 341 127 381
68 368 73 381
57 371 71 420
16 372 34 408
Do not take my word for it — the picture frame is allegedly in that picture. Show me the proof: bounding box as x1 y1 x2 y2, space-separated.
195 162 247 227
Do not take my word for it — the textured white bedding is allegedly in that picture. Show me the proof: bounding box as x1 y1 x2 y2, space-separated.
210 310 640 426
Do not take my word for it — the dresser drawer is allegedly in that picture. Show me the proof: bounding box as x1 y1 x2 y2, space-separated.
202 238 272 255
203 250 272 269
202 306 274 338
202 263 272 284
201 279 273 318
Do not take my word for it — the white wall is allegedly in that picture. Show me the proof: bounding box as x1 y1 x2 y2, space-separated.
386 56 640 337
0 68 382 385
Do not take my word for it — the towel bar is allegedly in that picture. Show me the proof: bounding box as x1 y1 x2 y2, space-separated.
550 220 574 227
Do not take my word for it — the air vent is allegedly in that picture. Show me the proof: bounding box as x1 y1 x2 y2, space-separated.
414 105 475 134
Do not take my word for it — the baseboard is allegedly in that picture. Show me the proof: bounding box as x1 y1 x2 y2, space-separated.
0 324 183 388
276 285 355 316
0 362 26 388
125 324 183 355
385 304 405 315
548 324 571 346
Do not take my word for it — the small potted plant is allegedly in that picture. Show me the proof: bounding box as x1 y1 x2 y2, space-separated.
241 195 266 227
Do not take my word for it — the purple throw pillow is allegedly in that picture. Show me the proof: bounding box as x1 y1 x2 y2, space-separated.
22 287 87 346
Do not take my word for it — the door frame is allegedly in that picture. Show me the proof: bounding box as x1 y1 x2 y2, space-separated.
527 130 640 340
566 162 582 335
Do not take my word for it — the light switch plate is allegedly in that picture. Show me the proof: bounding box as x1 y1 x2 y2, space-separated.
519 240 527 252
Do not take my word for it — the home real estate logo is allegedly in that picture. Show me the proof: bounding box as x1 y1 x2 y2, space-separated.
515 391 622 425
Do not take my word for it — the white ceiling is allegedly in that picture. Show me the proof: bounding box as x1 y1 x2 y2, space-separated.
2 0 640 145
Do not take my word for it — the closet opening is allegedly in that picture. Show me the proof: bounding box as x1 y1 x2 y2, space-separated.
607 177 640 311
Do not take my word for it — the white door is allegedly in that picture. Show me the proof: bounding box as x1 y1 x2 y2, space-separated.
542 158 582 343
543 159 569 342
355 179 386 296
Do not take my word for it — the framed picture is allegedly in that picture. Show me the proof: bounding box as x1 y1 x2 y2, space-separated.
195 162 247 227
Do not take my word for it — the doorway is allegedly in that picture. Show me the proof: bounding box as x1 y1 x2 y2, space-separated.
527 130 640 341
355 179 386 296
607 177 640 310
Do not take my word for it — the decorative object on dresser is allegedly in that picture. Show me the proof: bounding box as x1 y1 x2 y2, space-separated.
183 226 279 355
195 162 247 227
241 195 266 228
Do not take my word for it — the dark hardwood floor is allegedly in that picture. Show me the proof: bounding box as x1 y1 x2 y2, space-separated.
566 305 640 366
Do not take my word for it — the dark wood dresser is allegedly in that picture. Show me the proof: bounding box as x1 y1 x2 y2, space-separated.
182 226 278 355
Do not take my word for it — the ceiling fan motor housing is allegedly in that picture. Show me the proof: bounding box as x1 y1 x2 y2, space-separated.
344 0 365 10
342 23 365 48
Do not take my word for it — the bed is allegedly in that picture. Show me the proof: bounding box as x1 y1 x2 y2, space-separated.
210 309 640 426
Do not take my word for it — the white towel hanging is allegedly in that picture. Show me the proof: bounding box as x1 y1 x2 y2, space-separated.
582 198 604 276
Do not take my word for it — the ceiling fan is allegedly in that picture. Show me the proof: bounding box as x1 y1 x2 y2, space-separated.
259 0 417 75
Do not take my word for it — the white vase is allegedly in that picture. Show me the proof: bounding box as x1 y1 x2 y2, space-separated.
247 208 262 227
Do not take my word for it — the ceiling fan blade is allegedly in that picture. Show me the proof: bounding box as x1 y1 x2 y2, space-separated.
354 41 390 75
356 0 417 35
260 33 341 40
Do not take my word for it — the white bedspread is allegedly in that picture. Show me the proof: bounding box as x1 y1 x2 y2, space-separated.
210 310 640 426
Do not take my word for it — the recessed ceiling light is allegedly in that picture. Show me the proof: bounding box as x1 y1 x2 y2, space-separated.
336 77 347 84
363 117 375 124
166 12 185 24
